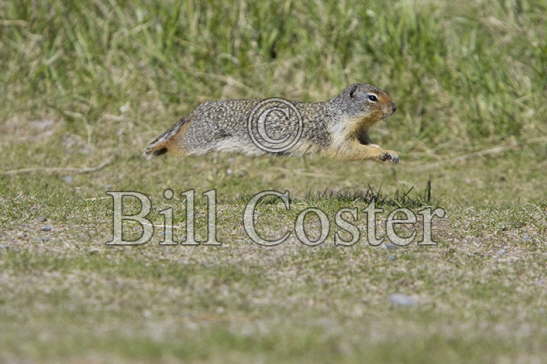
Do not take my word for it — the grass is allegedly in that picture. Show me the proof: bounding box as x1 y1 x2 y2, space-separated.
0 0 546 362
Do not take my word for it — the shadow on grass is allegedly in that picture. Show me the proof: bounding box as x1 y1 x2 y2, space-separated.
230 180 438 209
304 180 436 209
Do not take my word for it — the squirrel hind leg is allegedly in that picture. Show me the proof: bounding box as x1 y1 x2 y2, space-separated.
144 139 171 159
146 146 168 157
143 118 190 159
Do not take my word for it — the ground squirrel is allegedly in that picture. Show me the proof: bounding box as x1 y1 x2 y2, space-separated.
145 83 399 163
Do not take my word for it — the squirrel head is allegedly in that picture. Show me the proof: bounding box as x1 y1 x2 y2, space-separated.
334 83 397 127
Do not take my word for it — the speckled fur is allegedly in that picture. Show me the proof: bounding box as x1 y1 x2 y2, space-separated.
144 83 400 163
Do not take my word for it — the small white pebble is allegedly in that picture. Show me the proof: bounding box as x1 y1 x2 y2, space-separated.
389 293 416 306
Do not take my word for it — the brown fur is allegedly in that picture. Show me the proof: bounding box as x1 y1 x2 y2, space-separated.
144 119 191 158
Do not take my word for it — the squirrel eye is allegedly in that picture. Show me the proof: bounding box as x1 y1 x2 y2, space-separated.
367 94 378 102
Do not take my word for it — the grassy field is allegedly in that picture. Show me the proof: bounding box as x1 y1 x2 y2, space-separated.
0 0 546 362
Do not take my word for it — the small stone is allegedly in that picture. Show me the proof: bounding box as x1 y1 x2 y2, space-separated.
29 119 55 130
388 255 396 261
495 248 507 256
384 242 399 250
389 293 416 306
119 103 130 113
41 225 53 232
38 216 48 222
62 175 73 184
88 248 100 255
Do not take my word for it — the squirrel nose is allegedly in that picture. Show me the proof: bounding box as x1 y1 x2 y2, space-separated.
391 104 397 113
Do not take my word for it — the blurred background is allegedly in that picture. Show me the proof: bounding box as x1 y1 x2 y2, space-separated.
1 0 545 166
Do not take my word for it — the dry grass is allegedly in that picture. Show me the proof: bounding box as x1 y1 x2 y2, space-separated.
0 0 545 362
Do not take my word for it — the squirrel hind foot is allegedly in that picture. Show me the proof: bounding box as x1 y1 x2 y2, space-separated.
143 139 172 159
144 146 168 159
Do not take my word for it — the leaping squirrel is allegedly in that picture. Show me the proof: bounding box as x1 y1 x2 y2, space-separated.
145 83 399 163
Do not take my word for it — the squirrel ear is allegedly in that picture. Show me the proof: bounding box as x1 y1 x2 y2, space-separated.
349 84 360 98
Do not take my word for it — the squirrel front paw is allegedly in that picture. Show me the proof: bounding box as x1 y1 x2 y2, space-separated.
378 150 400 164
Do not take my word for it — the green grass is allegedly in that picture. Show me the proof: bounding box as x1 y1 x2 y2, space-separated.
0 0 546 363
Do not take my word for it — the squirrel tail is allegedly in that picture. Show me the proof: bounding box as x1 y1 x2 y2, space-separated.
143 118 189 159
